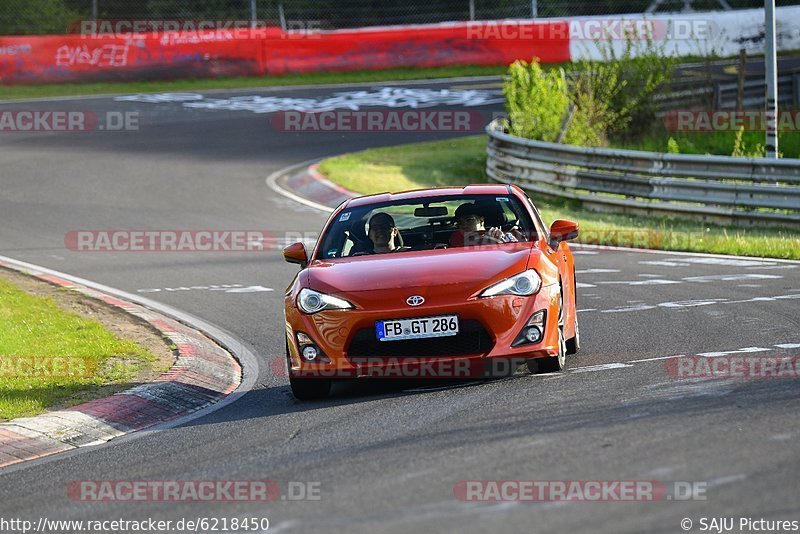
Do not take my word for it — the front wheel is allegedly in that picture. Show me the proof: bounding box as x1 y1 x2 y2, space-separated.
533 327 566 373
289 376 331 400
566 319 580 355
527 294 567 374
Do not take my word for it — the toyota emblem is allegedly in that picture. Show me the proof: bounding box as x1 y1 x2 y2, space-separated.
406 295 425 306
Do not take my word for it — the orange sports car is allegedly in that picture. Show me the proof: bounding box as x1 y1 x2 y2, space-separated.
282 184 580 399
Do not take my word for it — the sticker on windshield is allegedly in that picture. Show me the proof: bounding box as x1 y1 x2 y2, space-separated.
339 212 351 222
496 197 509 202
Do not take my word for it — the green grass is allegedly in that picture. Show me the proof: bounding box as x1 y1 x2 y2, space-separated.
0 277 159 421
318 135 800 260
617 128 800 160
0 65 508 101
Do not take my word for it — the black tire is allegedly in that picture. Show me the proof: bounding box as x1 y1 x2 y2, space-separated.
566 269 580 355
566 319 580 355
535 327 566 373
289 376 331 400
528 293 567 374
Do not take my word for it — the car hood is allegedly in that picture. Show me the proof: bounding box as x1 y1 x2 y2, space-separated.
308 244 535 297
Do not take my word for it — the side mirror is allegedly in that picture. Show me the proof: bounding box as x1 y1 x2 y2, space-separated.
283 242 308 268
549 219 579 249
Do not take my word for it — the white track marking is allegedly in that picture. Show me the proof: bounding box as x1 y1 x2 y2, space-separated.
722 293 800 305
775 343 800 349
3 75 498 104
597 279 680 285
627 355 686 363
570 363 633 373
119 87 504 113
683 274 782 283
266 158 334 213
576 282 596 288
576 268 620 274
572 244 800 264
657 299 727 308
602 304 657 313
669 257 777 267
746 265 798 270
697 347 773 357
639 260 690 267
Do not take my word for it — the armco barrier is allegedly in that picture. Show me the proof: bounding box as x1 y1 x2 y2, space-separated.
0 22 569 84
485 119 800 227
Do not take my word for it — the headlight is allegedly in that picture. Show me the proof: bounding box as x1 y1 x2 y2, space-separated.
480 269 542 297
298 288 354 314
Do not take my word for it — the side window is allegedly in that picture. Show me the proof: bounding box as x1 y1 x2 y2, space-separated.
525 196 549 243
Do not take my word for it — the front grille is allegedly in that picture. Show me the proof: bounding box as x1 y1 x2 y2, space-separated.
346 319 493 358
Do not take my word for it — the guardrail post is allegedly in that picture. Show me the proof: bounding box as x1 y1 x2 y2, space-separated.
794 73 800 107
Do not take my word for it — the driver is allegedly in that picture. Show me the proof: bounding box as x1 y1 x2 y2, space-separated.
367 212 403 253
449 203 517 247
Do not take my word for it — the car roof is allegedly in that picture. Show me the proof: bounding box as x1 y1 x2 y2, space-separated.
345 184 513 209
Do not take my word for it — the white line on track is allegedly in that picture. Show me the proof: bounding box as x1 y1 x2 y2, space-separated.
0 75 503 105
697 347 773 357
265 158 333 213
571 342 800 372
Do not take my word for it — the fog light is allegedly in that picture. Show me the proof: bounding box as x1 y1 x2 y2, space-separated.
525 326 542 343
302 345 319 361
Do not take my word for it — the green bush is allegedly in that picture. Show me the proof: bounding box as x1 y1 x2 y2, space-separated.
504 25 679 147
503 59 570 143
562 64 623 147
567 24 678 140
667 137 680 154
503 58 620 148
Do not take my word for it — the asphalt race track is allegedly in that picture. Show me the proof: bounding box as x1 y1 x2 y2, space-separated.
1 78 799 534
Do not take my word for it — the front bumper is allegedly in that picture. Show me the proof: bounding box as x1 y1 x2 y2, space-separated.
284 284 560 379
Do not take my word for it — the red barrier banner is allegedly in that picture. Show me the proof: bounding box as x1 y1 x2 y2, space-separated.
0 22 570 85
262 22 570 75
0 32 268 84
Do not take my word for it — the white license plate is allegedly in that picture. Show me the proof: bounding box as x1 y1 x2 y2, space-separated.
376 315 459 341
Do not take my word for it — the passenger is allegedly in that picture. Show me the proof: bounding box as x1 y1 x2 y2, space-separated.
449 203 517 247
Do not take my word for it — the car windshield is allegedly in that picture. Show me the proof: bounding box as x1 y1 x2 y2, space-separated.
316 194 537 259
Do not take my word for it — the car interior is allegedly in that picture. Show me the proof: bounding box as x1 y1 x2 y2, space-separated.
321 196 538 258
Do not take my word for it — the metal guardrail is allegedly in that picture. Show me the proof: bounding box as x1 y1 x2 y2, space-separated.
485 119 800 227
657 73 799 111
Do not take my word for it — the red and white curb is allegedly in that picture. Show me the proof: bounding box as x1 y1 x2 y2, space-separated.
266 158 356 213
0 257 246 469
